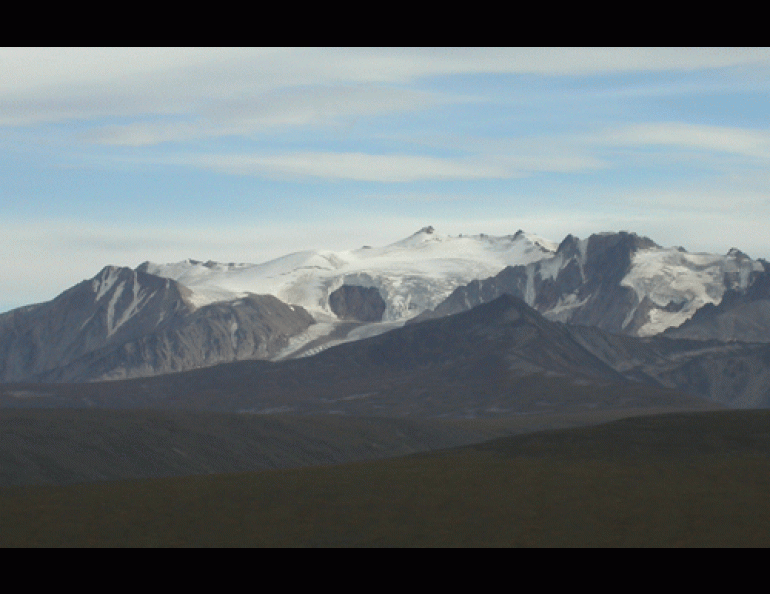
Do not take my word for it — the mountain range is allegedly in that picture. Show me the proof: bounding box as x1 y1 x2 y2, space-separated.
411 231 770 339
1 226 769 411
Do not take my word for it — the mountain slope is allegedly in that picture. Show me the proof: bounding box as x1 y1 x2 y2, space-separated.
0 266 192 381
0 294 716 415
663 258 770 342
0 267 315 382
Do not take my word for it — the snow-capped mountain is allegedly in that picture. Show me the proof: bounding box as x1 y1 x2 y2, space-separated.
139 226 557 322
414 232 770 340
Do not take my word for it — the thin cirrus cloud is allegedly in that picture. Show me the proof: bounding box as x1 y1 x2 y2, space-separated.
186 149 608 183
83 85 446 146
600 122 770 160
192 152 515 183
4 48 767 94
2 48 769 128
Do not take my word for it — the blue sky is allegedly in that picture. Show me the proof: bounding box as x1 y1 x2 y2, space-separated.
2 47 770 312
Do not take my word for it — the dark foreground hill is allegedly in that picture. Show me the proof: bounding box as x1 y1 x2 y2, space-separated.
0 407 701 488
3 409 770 547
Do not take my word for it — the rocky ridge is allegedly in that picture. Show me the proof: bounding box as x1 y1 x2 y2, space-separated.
0 266 314 382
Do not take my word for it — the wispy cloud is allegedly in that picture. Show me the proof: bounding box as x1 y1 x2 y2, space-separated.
3 48 769 127
4 48 768 93
600 122 770 159
83 85 444 146
181 149 607 182
190 152 515 182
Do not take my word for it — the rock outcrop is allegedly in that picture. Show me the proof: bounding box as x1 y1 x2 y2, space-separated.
329 285 387 322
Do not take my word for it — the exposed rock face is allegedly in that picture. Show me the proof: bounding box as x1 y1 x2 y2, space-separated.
38 294 316 382
0 266 315 382
0 266 192 381
329 285 387 322
410 231 657 334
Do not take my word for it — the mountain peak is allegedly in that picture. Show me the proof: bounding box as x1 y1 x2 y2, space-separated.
388 226 443 248
557 234 581 255
96 264 124 276
93 265 137 285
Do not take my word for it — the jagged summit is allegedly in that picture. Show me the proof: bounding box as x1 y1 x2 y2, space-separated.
388 225 444 248
566 230 659 251
728 247 749 259
556 234 580 255
412 229 768 339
